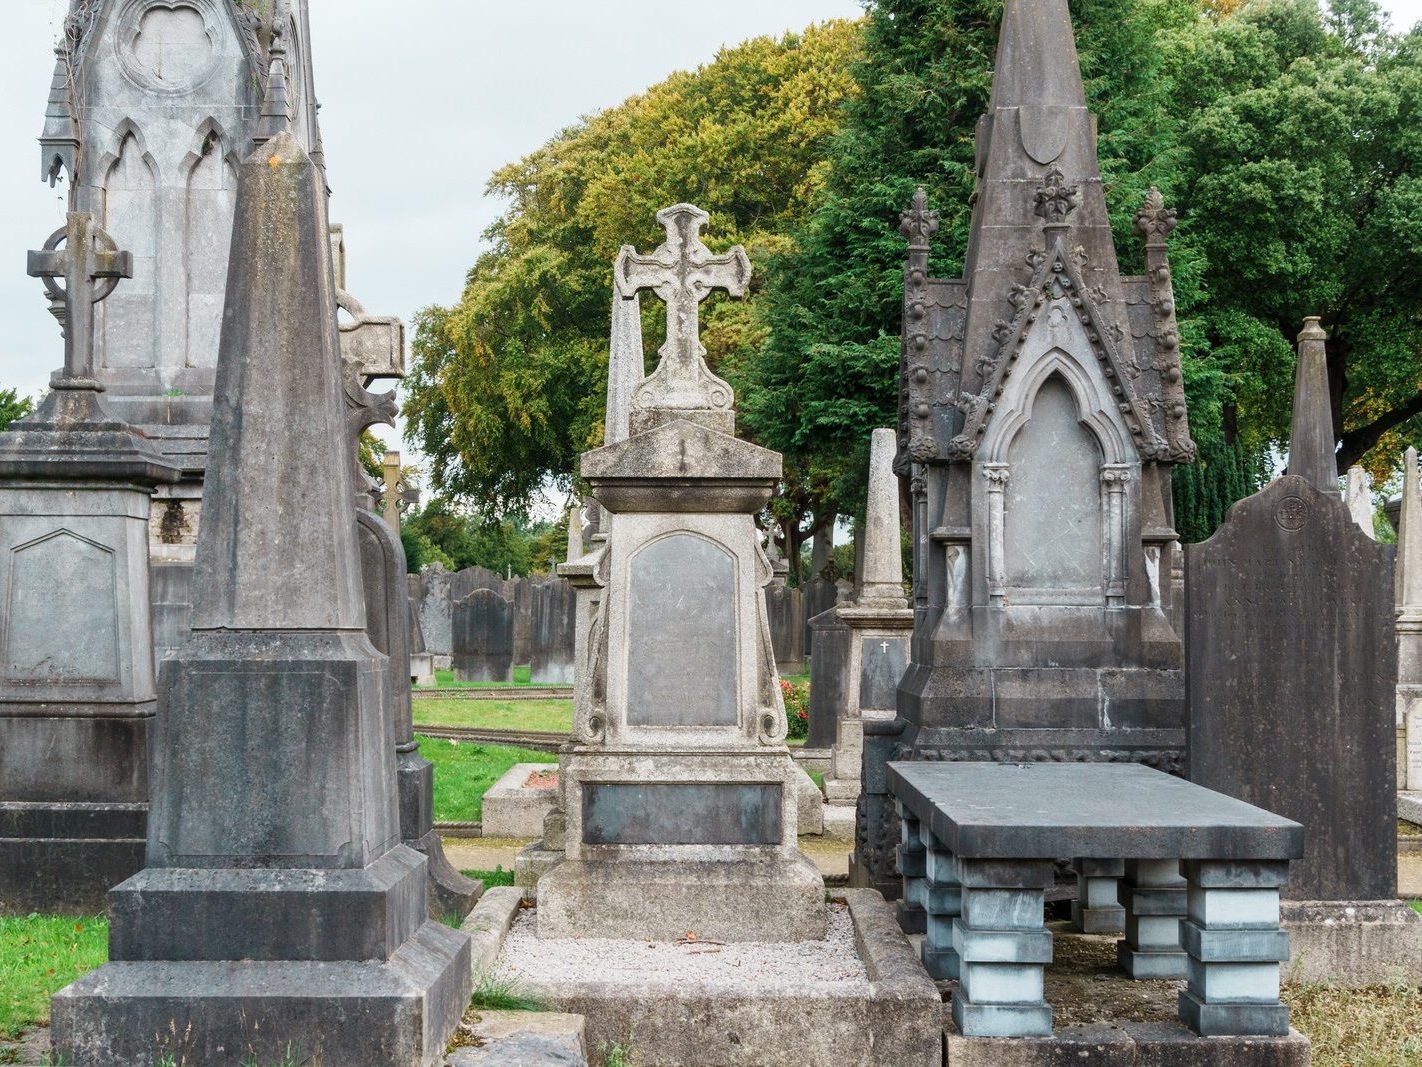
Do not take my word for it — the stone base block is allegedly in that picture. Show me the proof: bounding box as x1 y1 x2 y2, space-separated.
821 803 856 843
1177 990 1291 1038
0 803 145 914
952 996 1052 1039
944 1020 1311 1066
482 763 559 838
409 827 483 921
108 847 429 963
1074 903 1126 935
447 1009 588 1066
1116 940 1187 980
796 765 825 834
514 842 564 901
51 921 472 1067
1281 899 1422 985
823 778 860 805
521 890 941 1067
536 854 826 942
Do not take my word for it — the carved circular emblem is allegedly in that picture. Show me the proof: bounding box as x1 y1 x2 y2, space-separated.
117 0 220 96
1276 495 1310 532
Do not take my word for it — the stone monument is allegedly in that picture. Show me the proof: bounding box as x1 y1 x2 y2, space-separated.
529 577 577 684
1345 466 1375 537
453 587 515 683
51 128 469 1065
537 204 824 941
815 429 914 806
1188 318 1422 984
346 362 481 921
858 0 1193 900
1399 448 1422 792
0 211 180 913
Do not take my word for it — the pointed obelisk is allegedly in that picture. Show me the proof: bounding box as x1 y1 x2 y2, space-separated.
51 130 469 1067
1289 317 1337 491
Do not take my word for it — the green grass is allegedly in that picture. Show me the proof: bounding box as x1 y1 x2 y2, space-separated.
421 665 542 689
413 698 572 733
0 914 108 1039
1288 981 1422 1066
1410 900 1422 918
464 867 516 888
807 769 824 791
416 736 556 823
469 970 544 1012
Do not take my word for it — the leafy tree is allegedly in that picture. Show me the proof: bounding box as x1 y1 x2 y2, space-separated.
0 389 33 432
404 21 862 513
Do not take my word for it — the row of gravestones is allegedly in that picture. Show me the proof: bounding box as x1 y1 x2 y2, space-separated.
415 561 809 683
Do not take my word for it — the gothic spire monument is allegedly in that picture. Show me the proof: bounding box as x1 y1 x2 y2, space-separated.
40 0 403 569
51 128 469 1066
857 0 1194 896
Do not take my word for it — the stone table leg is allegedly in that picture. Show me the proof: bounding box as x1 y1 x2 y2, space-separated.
1071 858 1125 934
922 831 961 979
1117 858 1187 978
951 858 1054 1038
895 799 927 934
1177 860 1291 1037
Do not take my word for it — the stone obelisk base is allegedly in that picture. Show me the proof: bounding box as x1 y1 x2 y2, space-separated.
401 745 484 919
52 920 469 1066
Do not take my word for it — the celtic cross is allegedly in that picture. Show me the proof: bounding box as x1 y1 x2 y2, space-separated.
614 204 750 429
28 212 132 386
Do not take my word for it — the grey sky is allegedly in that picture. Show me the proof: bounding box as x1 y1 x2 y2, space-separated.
1 0 1418 449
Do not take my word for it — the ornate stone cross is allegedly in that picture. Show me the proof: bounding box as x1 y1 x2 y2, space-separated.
28 211 132 386
614 203 750 433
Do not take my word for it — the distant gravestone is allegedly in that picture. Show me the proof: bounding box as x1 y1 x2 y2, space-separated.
807 609 851 750
766 582 805 676
529 578 576 684
418 562 454 657
453 588 515 683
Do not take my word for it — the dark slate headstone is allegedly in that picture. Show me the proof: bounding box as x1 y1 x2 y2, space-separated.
627 534 737 726
583 783 782 845
807 608 851 750
1187 476 1397 901
452 588 514 683
528 577 576 684
766 583 805 675
860 636 908 712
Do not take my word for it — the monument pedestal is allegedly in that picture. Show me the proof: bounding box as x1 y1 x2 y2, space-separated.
538 747 825 942
1281 899 1422 985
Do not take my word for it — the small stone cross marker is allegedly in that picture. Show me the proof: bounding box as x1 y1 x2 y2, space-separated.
880 641 891 654
614 204 750 429
381 451 419 532
28 212 132 386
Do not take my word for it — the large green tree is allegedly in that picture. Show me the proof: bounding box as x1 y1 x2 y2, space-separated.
404 21 861 513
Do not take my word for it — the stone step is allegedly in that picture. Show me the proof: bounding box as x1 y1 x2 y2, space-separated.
444 1009 587 1065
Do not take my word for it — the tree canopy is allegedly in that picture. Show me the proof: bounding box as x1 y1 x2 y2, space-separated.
405 0 1422 555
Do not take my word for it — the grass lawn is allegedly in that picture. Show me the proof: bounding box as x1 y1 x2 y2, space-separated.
416 735 556 823
420 666 544 689
0 914 107 1040
413 698 572 734
1288 982 1422 1066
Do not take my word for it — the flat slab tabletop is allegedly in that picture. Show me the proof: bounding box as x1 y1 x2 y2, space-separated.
888 761 1303 861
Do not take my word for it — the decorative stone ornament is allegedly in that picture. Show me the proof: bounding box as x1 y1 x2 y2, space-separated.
537 204 824 943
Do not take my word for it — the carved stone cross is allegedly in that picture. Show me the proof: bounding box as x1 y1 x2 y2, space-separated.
28 212 132 386
614 203 750 433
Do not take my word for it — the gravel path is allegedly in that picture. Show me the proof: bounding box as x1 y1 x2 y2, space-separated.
497 902 870 993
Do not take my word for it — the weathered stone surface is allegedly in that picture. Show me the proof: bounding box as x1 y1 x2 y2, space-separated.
448 1009 588 1066
1187 477 1396 900
807 608 851 750
418 562 455 656
1281 899 1422 985
1398 448 1422 792
453 587 515 683
766 581 805 676
868 0 1190 899
51 130 467 1064
483 763 560 840
945 1021 1310 1066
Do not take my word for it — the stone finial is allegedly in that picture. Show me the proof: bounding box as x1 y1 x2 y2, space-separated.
1345 466 1375 539
1034 167 1081 229
190 130 365 631
1133 188 1178 248
1288 317 1337 493
900 188 939 251
28 212 133 386
566 503 584 563
1400 448 1422 619
856 429 908 606
991 0 1087 112
252 27 292 146
615 204 750 435
40 42 80 186
605 290 644 447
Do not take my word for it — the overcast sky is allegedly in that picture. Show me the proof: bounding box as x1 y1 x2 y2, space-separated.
0 0 1418 457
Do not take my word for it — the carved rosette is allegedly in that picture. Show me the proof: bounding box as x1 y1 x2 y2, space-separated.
900 189 940 464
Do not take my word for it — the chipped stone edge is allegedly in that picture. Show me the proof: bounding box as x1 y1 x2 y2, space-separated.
460 885 523 973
